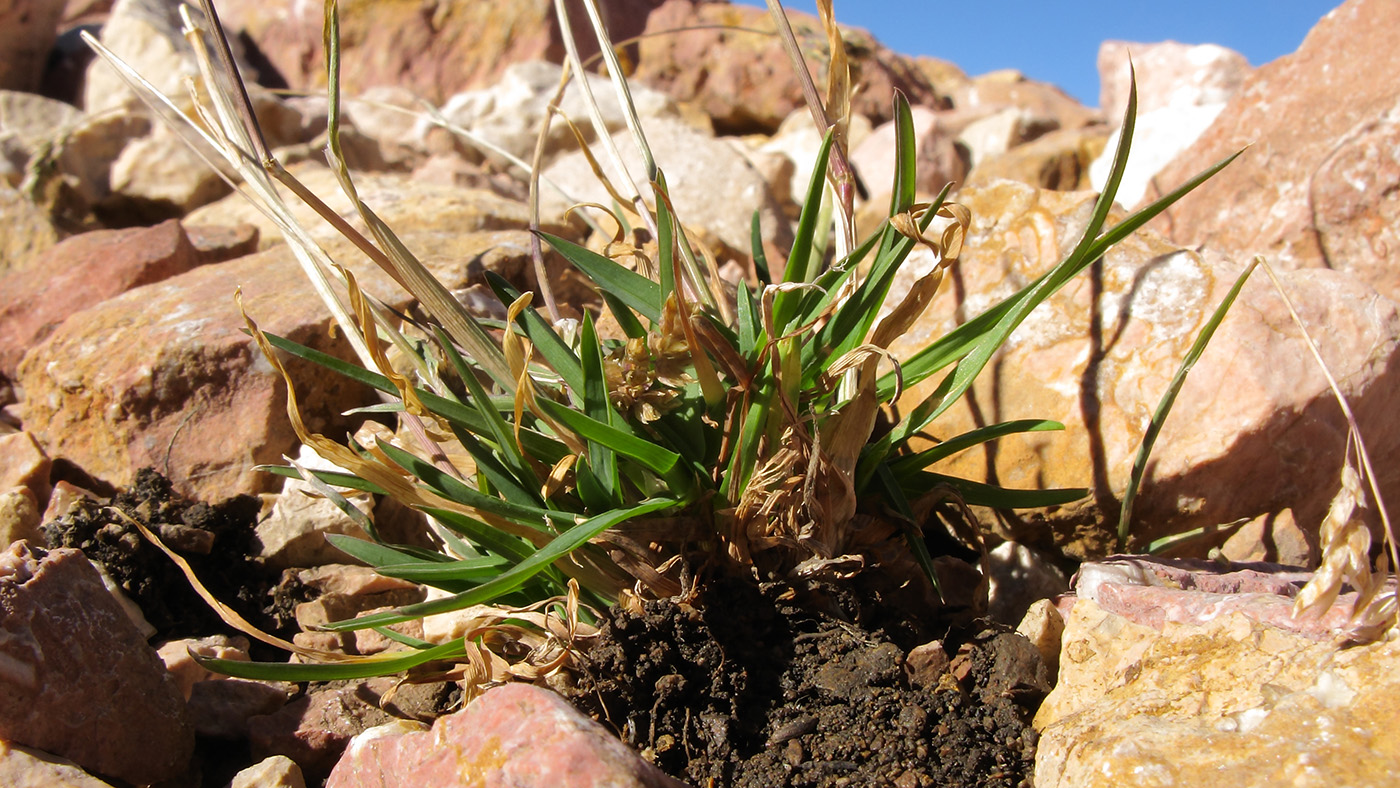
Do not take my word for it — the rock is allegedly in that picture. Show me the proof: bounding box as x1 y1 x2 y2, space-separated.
15 225 535 501
850 106 968 203
1015 599 1065 677
106 124 232 221
1097 40 1252 121
1090 102 1230 207
957 106 1054 170
1149 0 1400 305
1089 41 1251 208
256 445 377 569
0 0 65 92
82 0 195 115
631 1 937 135
981 541 1069 625
157 634 253 699
748 107 873 214
948 69 1101 131
186 163 560 250
903 640 951 690
325 682 689 788
49 108 152 217
0 219 202 378
0 91 85 172
0 431 51 507
249 678 408 782
0 184 62 274
966 125 1110 191
0 488 41 548
190 678 291 739
0 741 118 788
541 113 789 260
216 0 664 106
38 480 96 523
1220 508 1313 566
1035 558 1400 788
885 180 1400 558
0 542 193 785
426 61 680 168
231 755 307 788
186 221 261 263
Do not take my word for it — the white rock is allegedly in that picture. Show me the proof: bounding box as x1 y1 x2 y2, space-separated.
231 755 306 788
255 444 376 569
1088 102 1227 207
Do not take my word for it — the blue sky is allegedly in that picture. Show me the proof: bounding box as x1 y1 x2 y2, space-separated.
735 1 1340 107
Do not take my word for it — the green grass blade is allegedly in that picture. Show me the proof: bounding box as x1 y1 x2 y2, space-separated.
772 127 836 331
323 497 678 631
374 439 557 529
197 639 468 682
889 419 1064 477
889 91 918 216
1118 258 1257 545
874 462 942 601
256 465 386 495
751 212 772 284
325 534 453 567
905 472 1088 508
534 398 680 477
539 232 662 325
579 312 621 498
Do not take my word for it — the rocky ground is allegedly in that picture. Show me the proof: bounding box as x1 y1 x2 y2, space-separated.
3 0 1400 786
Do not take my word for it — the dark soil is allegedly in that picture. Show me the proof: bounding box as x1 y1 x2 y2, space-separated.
42 467 298 654
567 576 1051 788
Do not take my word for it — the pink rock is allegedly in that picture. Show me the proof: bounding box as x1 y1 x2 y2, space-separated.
158 634 253 699
326 683 687 788
850 106 968 201
631 0 938 134
1150 0 1400 304
0 542 193 785
214 0 663 106
0 220 201 378
887 179 1400 558
16 228 536 501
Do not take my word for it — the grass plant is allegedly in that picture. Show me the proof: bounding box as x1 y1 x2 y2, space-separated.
85 0 1244 685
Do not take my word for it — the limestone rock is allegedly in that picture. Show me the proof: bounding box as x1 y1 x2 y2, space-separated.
256 446 377 569
1098 40 1252 121
748 107 873 215
0 742 117 788
885 180 1400 558
0 91 85 172
107 124 232 220
967 125 1110 191
0 488 41 548
0 184 61 275
83 0 195 115
0 431 51 508
231 755 307 788
157 634 253 699
426 60 680 167
981 541 1069 625
16 228 536 501
0 542 193 785
0 219 201 378
948 69 1101 132
1149 0 1400 304
185 163 560 251
1035 558 1400 788
325 683 689 788
541 114 789 260
0 0 65 93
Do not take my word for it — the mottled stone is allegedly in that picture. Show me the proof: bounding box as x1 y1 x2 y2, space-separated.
0 542 193 785
1035 559 1400 788
231 755 307 788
